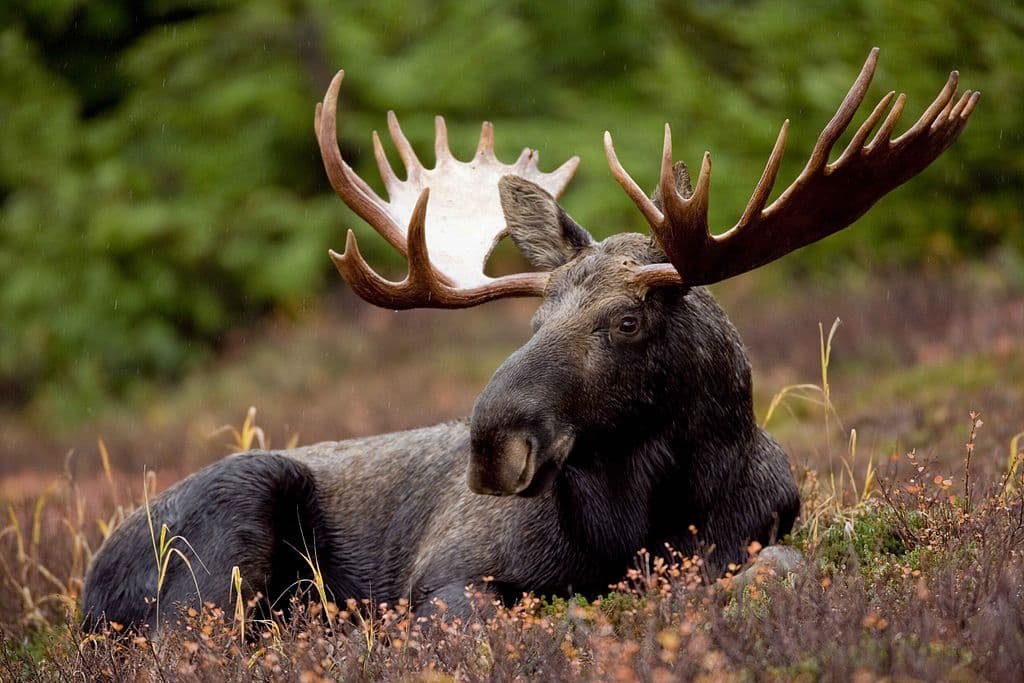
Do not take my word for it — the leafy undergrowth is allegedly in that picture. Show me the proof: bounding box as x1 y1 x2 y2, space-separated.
1 410 1023 681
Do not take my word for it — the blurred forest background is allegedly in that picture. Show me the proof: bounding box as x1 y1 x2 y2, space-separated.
0 0 1022 472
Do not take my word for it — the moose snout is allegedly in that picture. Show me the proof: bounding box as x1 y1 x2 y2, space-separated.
467 432 537 495
469 339 578 495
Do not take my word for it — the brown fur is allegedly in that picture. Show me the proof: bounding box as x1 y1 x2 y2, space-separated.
82 175 799 629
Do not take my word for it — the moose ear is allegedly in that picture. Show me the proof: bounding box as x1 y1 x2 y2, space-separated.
498 176 593 271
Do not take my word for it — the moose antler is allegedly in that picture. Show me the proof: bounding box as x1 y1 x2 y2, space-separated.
315 71 579 308
605 48 980 288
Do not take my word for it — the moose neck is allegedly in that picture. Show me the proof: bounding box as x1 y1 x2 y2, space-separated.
652 287 762 508
553 286 761 554
554 430 675 559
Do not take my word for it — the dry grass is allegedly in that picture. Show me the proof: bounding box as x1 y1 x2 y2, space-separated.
2 363 1024 679
1 264 1022 679
0 420 1022 680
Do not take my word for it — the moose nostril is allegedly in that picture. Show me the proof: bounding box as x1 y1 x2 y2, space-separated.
515 436 538 486
467 431 537 495
500 435 532 485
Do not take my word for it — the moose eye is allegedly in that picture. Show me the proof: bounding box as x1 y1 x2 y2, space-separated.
617 315 639 335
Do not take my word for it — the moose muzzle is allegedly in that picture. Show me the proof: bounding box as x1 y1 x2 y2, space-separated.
468 370 577 496
467 426 575 496
468 327 581 495
467 431 537 495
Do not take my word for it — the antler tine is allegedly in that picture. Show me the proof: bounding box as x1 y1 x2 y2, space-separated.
737 119 789 228
960 90 981 120
329 231 407 308
807 47 879 172
547 156 582 198
900 71 958 140
654 124 713 263
657 124 682 218
329 189 448 309
833 90 895 167
317 81 384 206
316 71 406 254
689 149 713 233
318 102 378 201
372 130 401 193
434 116 452 164
867 93 907 151
386 111 424 179
622 48 978 289
476 121 496 159
513 147 535 173
948 89 975 121
603 130 664 227
404 188 441 292
509 147 580 195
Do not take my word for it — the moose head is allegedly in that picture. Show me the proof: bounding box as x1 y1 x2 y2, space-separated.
314 48 978 497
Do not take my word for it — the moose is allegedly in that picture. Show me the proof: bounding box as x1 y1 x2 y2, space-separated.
83 49 977 630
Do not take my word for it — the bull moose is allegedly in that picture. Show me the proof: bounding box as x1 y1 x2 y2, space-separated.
83 49 977 630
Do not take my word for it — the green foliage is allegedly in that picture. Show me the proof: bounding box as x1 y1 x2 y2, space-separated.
1 0 1021 414
539 593 592 619
815 506 913 574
